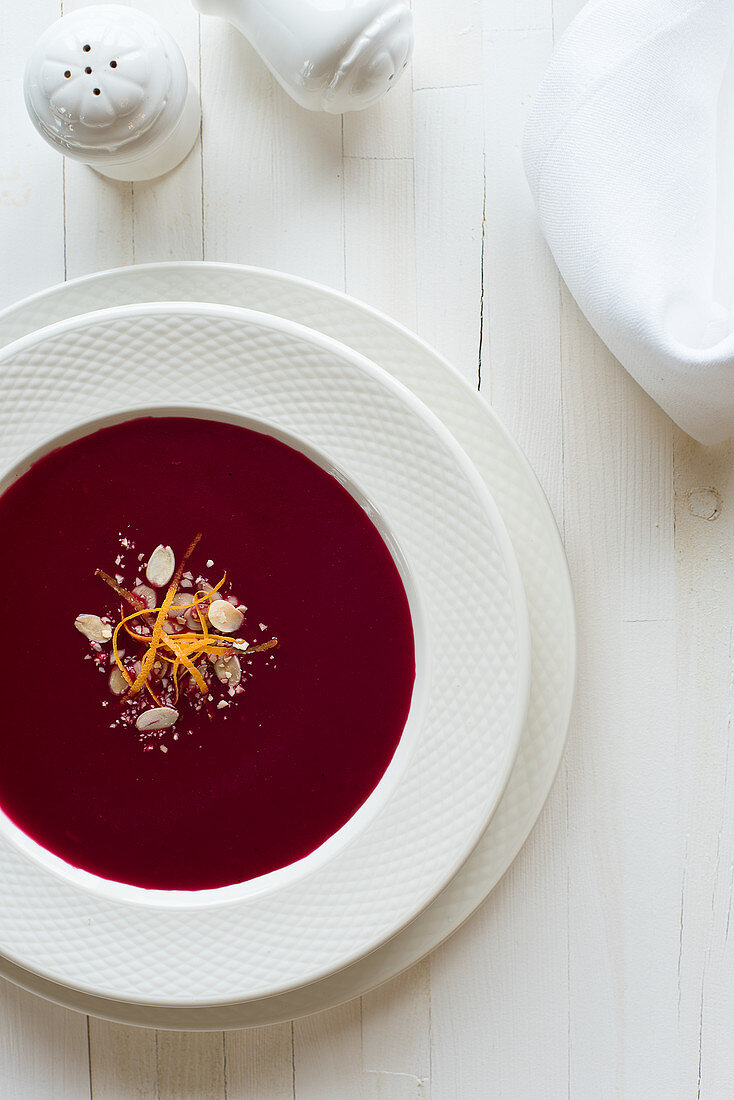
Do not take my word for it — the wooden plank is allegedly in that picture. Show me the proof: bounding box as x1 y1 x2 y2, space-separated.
342 23 416 326
130 0 203 264
362 961 430 1081
293 1001 364 1099
543 0 681 1086
412 0 483 90
200 21 343 285
88 1017 156 1099
481 26 563 516
225 1023 294 1099
560 288 678 1097
491 0 554 32
552 0 584 37
430 785 570 1100
673 433 734 1098
413 85 484 385
0 982 90 1099
343 60 413 162
63 160 134 278
615 620 680 1096
343 157 417 330
0 0 64 307
427 21 567 1097
157 1030 226 1099
61 0 134 279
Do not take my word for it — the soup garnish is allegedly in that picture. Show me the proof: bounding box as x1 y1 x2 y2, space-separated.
75 531 277 740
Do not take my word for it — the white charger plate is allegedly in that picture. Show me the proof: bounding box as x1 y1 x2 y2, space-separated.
0 263 574 1029
0 301 530 1005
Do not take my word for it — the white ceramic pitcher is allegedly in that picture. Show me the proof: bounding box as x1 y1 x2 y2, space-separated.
193 0 414 113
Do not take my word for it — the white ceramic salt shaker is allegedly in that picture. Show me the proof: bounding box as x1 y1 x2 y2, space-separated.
24 5 201 182
192 0 413 114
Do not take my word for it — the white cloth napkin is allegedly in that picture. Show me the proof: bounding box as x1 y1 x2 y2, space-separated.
524 0 734 445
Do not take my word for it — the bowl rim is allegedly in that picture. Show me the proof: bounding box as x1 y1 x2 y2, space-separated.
0 402 430 908
0 300 531 1004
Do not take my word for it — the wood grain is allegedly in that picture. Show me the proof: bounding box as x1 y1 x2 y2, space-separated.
2 0 734 1095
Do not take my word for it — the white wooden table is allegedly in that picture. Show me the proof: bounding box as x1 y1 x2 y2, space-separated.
2 0 732 1096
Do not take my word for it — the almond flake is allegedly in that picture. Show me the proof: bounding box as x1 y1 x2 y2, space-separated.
208 599 244 633
214 654 241 686
136 706 179 732
75 614 112 643
146 544 175 587
132 584 156 609
108 667 127 695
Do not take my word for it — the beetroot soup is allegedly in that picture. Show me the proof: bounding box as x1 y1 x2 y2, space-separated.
0 416 416 890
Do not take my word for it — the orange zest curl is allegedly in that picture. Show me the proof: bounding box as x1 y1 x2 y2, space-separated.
97 537 278 705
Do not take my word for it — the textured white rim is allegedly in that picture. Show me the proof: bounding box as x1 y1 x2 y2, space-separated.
0 299 530 1004
0 263 574 1028
0 403 431 909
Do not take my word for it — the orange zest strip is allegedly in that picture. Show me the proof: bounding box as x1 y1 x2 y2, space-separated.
170 574 225 614
123 621 152 643
170 658 181 704
167 637 208 694
112 620 135 688
126 533 202 697
244 637 278 655
128 589 177 694
100 536 277 706
95 569 155 627
111 606 156 687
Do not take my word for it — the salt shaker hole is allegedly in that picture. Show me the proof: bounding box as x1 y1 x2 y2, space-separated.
85 66 92 74
64 70 71 78
109 59 117 68
83 43 91 52
93 88 101 95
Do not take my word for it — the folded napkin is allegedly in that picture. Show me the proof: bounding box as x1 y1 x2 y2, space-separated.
524 0 734 445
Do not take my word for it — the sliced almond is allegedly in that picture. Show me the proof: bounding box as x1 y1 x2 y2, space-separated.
208 599 244 634
185 610 203 632
75 614 112 643
145 544 175 587
226 595 248 613
214 654 241 686
132 583 156 609
108 667 128 695
136 706 179 732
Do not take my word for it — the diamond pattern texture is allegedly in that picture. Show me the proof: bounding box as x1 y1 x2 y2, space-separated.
0 302 530 1004
0 265 574 1026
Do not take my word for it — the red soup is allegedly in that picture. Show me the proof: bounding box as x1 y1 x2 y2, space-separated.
0 416 416 890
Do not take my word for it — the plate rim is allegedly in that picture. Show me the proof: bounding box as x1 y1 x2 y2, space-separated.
0 262 574 1029
0 298 530 1004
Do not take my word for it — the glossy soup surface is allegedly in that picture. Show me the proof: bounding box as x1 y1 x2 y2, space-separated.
0 417 416 890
